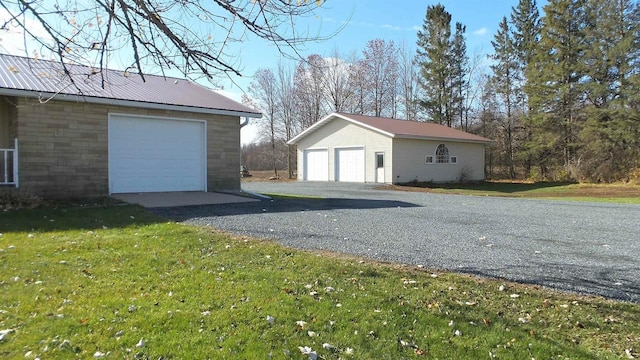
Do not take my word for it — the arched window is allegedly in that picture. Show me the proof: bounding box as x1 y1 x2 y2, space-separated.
435 144 449 163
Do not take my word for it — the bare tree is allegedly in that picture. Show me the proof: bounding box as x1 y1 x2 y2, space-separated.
1 0 335 87
275 62 297 178
322 48 355 113
294 54 327 129
245 68 279 177
398 41 422 120
361 39 399 118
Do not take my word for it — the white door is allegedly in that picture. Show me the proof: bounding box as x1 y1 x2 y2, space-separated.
109 115 206 193
303 149 328 181
375 152 385 183
335 147 365 182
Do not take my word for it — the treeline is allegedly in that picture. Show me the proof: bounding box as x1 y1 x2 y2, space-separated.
244 0 640 182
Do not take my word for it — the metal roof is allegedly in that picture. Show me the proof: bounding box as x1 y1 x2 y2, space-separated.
288 113 493 144
0 53 261 117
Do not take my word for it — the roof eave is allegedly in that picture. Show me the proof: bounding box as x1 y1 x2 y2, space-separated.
0 88 263 118
287 112 395 144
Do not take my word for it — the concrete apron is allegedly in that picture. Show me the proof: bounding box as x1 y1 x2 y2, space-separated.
111 191 261 208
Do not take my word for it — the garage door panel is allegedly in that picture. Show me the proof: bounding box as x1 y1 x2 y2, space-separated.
336 148 365 182
303 149 328 181
109 115 206 193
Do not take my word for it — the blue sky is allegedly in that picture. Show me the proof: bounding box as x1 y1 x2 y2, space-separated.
230 0 538 93
0 1 546 143
233 0 546 143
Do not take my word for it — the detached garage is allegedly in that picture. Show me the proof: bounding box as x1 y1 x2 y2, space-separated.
288 113 493 184
0 53 261 198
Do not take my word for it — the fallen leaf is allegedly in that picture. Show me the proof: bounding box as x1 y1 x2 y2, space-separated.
296 320 307 330
322 342 336 351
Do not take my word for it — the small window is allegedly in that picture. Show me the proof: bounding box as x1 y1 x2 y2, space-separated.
435 144 450 163
376 153 384 168
450 156 457 164
425 155 433 164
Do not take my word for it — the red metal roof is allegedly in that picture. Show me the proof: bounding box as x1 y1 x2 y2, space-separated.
0 53 261 117
289 113 492 144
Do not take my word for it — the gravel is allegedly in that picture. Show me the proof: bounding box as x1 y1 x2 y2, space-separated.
153 181 640 303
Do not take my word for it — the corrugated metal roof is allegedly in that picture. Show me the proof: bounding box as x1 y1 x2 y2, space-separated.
288 113 493 144
0 53 261 117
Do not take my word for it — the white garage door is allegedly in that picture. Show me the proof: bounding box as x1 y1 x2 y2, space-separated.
303 149 328 181
109 115 206 193
336 147 365 182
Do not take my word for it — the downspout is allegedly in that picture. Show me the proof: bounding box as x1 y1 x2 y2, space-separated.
240 117 249 128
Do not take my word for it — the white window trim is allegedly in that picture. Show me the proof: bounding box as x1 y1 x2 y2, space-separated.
425 155 433 164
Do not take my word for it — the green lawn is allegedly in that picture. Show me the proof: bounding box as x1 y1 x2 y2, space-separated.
1 205 638 359
389 181 640 204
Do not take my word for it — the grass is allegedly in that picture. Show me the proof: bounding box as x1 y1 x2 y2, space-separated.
386 181 640 204
1 206 639 359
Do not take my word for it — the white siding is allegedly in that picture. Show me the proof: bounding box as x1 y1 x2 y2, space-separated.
392 138 485 183
296 119 393 183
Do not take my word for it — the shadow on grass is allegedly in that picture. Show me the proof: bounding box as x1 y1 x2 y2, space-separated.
0 205 163 233
152 197 420 221
396 181 574 194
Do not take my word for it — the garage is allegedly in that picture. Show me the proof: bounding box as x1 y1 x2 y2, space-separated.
109 114 206 193
303 149 329 181
335 147 365 182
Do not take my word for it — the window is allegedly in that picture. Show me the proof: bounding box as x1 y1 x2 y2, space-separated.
435 144 450 163
376 153 384 168
425 155 433 164
450 156 457 164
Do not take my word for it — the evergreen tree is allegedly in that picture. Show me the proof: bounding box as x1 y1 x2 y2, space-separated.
511 0 541 81
490 17 520 179
510 0 541 175
451 22 469 128
526 0 587 178
578 0 640 180
416 4 453 126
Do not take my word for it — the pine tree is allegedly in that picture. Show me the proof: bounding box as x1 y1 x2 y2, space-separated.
490 17 520 179
578 0 640 180
510 0 541 175
451 22 469 128
416 4 453 126
526 0 588 178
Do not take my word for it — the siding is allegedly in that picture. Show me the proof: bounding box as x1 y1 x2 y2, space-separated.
295 118 392 182
392 138 485 183
13 97 240 197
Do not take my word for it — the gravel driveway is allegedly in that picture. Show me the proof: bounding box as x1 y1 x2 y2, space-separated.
154 181 640 303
